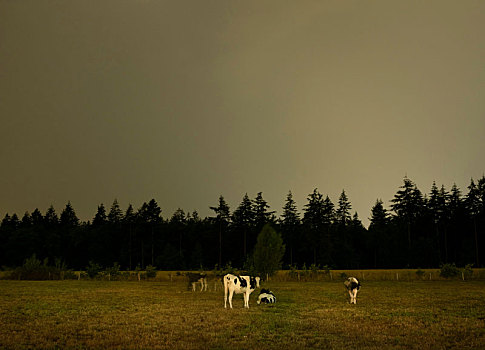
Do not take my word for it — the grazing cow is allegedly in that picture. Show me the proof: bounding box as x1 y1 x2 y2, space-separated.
257 289 276 305
223 274 260 309
344 277 361 304
186 272 207 292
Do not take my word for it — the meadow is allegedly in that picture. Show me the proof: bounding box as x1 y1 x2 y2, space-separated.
1 278 484 349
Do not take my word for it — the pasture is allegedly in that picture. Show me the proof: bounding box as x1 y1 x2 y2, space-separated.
1 279 484 349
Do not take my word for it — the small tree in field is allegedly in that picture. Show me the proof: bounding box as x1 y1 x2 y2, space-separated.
252 224 285 279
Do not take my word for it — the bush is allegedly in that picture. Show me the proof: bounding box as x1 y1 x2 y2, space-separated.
105 262 121 280
439 263 460 278
86 261 102 279
463 264 474 280
145 265 157 278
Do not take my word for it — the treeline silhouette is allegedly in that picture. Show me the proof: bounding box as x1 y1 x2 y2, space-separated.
1 176 484 270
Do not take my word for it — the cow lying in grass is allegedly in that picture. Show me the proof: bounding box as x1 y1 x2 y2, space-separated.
344 277 361 304
223 274 260 309
257 289 276 305
186 273 207 292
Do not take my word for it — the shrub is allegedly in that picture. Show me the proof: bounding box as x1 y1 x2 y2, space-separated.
105 262 121 280
86 261 102 279
439 263 460 278
463 264 474 280
145 265 157 278
416 269 425 279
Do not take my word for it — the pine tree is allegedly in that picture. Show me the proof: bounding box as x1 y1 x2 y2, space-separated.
252 224 285 278
210 195 231 267
108 199 124 223
465 179 481 266
280 190 300 266
253 192 275 230
232 193 255 260
92 204 107 227
336 190 352 226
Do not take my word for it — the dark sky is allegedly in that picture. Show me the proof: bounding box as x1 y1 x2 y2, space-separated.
1 0 484 227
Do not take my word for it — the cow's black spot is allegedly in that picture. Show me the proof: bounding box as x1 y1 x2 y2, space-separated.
350 281 360 291
238 276 247 288
260 288 270 294
249 277 256 289
261 297 269 303
234 278 238 285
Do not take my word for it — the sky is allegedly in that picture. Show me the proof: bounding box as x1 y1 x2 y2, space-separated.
1 0 484 227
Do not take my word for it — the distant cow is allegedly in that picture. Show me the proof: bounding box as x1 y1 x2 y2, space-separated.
186 273 207 292
223 274 260 309
344 277 361 304
257 289 276 305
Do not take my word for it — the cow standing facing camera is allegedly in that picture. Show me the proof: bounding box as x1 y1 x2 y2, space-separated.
344 277 361 304
223 274 260 309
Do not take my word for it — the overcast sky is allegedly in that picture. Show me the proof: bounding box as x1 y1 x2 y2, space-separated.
1 0 484 227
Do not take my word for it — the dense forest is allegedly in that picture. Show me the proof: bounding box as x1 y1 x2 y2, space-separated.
1 176 484 271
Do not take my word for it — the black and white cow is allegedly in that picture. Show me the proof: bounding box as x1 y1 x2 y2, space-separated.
257 289 276 305
344 277 361 304
186 272 207 292
223 274 260 309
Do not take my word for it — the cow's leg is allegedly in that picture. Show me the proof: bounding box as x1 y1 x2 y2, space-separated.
228 289 234 309
224 280 228 308
353 290 358 304
244 292 249 308
192 282 196 292
348 290 352 303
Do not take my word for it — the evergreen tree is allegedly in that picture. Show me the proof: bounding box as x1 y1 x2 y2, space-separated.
210 195 231 267
44 205 59 227
336 190 352 226
465 179 482 266
303 189 326 265
170 208 187 263
252 224 285 278
92 204 107 227
124 204 136 270
253 192 275 230
390 176 425 249
232 193 255 261
108 199 124 223
368 199 389 268
280 190 300 266
60 201 79 227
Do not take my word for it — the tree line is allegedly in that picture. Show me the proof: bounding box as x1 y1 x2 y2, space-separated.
1 176 484 271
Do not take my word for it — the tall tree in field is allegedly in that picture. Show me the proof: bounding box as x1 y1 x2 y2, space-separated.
170 208 186 261
108 199 124 224
252 224 285 279
280 190 300 266
146 199 162 266
390 177 425 250
59 202 79 265
92 204 107 227
335 190 352 226
465 178 482 267
232 193 255 262
303 189 326 265
124 204 136 270
210 195 231 267
253 192 275 230
368 199 389 267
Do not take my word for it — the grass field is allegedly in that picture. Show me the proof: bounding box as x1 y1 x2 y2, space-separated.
1 279 485 349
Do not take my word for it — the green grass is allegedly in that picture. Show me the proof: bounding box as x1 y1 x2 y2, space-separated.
1 280 484 349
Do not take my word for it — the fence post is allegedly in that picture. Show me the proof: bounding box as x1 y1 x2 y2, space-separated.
396 273 399 281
